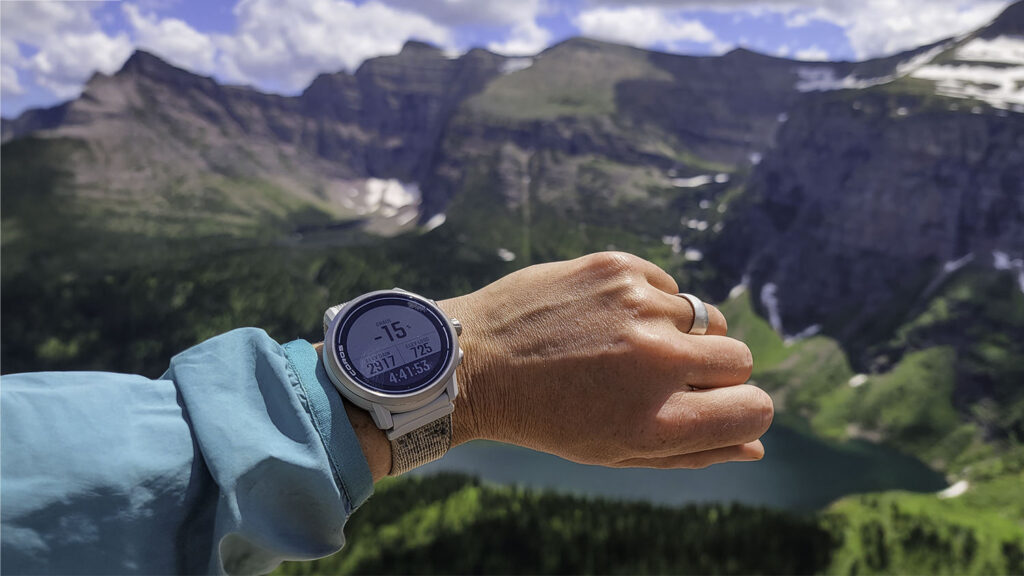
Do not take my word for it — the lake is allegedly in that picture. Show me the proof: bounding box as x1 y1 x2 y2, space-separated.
413 422 948 511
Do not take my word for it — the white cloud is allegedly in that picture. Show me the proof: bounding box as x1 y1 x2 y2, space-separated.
574 6 717 51
795 45 829 61
381 0 544 27
488 20 553 55
0 0 460 105
1 36 25 96
823 1 1008 58
216 0 454 91
584 0 1012 58
124 4 216 74
2 63 23 96
784 10 813 28
1 2 132 99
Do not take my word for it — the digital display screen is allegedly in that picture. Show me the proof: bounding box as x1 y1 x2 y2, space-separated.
335 295 451 394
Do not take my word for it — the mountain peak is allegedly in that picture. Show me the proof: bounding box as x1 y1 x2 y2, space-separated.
400 40 443 55
118 50 173 74
115 49 209 86
978 0 1024 38
541 36 645 57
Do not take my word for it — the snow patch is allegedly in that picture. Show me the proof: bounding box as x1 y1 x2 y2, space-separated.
714 173 730 184
848 374 869 388
796 42 953 93
396 210 418 226
938 480 969 499
699 199 711 209
683 248 703 262
923 252 974 298
760 283 784 334
728 280 748 300
672 175 713 188
661 235 683 254
993 250 1024 293
911 63 1024 108
685 219 709 231
363 179 420 215
423 213 446 231
497 248 516 262
501 57 534 74
340 178 422 220
957 36 1024 65
748 152 763 165
784 324 821 346
943 252 975 274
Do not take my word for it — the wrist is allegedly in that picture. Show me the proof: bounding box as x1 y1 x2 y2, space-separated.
438 295 495 447
312 341 392 480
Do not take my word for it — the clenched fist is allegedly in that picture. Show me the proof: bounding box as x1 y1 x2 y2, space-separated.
439 251 773 470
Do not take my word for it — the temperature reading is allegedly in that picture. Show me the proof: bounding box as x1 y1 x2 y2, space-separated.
380 321 408 342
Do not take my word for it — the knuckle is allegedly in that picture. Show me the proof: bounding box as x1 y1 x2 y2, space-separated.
581 251 641 277
618 284 653 314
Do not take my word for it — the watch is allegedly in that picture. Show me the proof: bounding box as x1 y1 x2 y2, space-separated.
322 289 463 475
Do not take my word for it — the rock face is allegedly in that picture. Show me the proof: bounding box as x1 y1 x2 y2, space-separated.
0 43 510 237
712 0 1024 351
0 35 931 223
719 88 1024 342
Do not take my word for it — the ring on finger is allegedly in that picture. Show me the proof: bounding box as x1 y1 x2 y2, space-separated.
675 293 709 335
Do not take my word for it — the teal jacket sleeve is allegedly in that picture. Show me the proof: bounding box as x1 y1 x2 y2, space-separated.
1 328 374 575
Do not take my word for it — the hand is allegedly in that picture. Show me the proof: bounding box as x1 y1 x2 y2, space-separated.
440 251 773 469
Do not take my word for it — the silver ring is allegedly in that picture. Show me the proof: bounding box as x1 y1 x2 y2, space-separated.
675 293 709 335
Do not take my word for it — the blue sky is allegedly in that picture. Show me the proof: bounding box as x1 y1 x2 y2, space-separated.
1 0 1012 117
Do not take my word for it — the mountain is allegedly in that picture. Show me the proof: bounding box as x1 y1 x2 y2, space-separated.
5 27 999 247
1 42 510 253
715 1 1024 359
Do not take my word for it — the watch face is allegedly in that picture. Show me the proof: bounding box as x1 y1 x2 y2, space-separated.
333 293 453 395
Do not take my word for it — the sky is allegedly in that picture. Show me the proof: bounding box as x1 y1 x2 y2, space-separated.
0 0 1014 117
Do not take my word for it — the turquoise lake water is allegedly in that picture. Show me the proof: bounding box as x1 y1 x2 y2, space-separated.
413 422 948 511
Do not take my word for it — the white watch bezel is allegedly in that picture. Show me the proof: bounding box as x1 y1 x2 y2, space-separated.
322 289 462 433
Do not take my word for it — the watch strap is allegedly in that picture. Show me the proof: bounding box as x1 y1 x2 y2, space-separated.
389 414 452 475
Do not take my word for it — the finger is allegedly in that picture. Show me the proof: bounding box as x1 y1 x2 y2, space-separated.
648 384 773 455
667 334 752 387
657 293 728 336
613 441 765 469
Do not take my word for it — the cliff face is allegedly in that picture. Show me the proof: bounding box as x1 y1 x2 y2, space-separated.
720 88 1024 344
711 1 1024 358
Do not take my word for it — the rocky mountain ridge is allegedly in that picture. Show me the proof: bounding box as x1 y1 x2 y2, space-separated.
2 2 1023 345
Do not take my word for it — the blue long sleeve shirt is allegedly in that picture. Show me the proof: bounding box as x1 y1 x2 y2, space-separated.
1 328 375 575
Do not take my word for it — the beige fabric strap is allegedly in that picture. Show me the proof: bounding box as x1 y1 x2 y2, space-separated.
389 414 452 476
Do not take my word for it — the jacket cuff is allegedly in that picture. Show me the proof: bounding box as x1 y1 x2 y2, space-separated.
282 339 374 509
